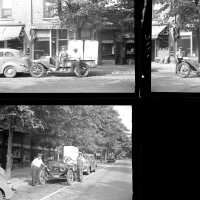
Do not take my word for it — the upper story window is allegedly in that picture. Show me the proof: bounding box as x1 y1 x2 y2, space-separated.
0 0 12 19
44 0 57 18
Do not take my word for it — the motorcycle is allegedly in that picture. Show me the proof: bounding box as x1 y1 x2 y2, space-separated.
175 55 200 78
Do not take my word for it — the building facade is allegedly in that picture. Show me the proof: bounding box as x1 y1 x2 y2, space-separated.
0 0 95 59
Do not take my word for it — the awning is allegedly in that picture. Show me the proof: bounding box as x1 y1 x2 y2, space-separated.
0 26 23 41
152 25 167 39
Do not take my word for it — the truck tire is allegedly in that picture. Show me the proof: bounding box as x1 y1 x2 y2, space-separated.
30 63 47 78
66 169 74 185
39 169 47 185
74 62 89 77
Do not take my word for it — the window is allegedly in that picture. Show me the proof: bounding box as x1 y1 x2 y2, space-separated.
0 0 12 18
43 0 57 18
5 52 14 57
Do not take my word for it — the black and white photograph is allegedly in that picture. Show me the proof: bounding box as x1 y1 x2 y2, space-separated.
0 105 132 200
0 0 134 93
151 0 200 92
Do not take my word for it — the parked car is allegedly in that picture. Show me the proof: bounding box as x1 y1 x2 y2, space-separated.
0 48 31 78
84 154 97 173
30 56 95 78
0 167 14 200
39 146 79 186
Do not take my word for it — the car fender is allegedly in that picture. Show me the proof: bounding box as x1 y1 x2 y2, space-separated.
0 62 21 74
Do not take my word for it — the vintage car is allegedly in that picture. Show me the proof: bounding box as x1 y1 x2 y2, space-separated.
0 48 31 78
0 167 14 200
84 154 97 173
30 56 96 78
39 146 80 185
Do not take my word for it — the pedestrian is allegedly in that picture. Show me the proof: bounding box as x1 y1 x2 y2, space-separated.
77 152 84 182
31 153 46 186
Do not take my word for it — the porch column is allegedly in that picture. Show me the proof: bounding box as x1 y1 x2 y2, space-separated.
56 29 59 56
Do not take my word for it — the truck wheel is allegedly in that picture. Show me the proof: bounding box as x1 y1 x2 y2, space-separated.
39 169 47 185
74 62 89 77
176 62 191 78
30 63 47 78
0 190 5 200
3 66 17 78
66 169 74 185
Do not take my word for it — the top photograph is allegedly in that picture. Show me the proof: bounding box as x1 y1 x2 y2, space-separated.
0 0 134 93
151 0 200 93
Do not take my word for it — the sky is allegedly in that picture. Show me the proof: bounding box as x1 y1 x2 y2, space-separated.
113 106 132 134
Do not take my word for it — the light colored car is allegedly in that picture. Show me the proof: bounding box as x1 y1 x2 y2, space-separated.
0 48 31 78
0 167 14 199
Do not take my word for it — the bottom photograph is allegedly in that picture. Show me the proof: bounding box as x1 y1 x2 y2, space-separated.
0 105 132 200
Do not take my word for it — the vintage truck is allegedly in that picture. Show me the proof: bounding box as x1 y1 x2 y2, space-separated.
39 146 80 185
30 40 99 78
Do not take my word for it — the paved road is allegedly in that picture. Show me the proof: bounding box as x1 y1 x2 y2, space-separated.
0 65 134 93
10 159 132 200
152 62 200 92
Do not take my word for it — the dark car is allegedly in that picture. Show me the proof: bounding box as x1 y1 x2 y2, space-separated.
84 154 97 173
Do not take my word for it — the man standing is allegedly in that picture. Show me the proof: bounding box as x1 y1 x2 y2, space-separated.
31 153 46 186
58 46 69 68
77 152 84 182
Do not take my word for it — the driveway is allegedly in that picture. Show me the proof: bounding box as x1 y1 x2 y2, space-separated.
0 64 135 93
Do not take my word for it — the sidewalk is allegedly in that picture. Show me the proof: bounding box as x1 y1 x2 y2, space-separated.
9 167 31 190
151 62 176 73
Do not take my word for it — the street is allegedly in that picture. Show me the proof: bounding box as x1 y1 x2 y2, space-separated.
10 159 132 200
151 62 200 92
0 64 134 93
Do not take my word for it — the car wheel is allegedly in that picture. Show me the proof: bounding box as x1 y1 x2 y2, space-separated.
39 169 47 185
30 63 47 78
0 190 5 200
3 66 17 78
176 62 191 78
74 62 89 77
66 169 74 185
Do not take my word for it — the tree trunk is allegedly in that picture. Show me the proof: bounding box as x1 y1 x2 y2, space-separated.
5 118 13 178
97 30 102 65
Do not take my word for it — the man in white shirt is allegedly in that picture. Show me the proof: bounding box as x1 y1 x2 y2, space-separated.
31 153 46 186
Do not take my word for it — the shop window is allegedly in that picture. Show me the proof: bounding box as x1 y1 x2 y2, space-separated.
0 41 4 48
59 29 68 39
43 0 57 18
34 39 50 59
7 39 23 50
5 52 14 57
0 52 3 57
0 0 12 19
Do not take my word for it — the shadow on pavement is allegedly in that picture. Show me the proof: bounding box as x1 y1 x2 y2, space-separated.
106 166 132 174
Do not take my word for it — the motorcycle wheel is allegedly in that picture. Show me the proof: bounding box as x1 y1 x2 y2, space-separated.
30 63 47 78
176 62 191 78
74 62 89 77
66 169 74 185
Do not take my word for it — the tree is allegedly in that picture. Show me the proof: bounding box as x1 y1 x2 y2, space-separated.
153 0 200 61
0 106 44 178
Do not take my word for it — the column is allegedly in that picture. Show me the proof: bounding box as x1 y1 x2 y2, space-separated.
49 29 52 57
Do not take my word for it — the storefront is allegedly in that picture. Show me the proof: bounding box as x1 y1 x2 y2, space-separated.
0 25 25 51
31 26 78 59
